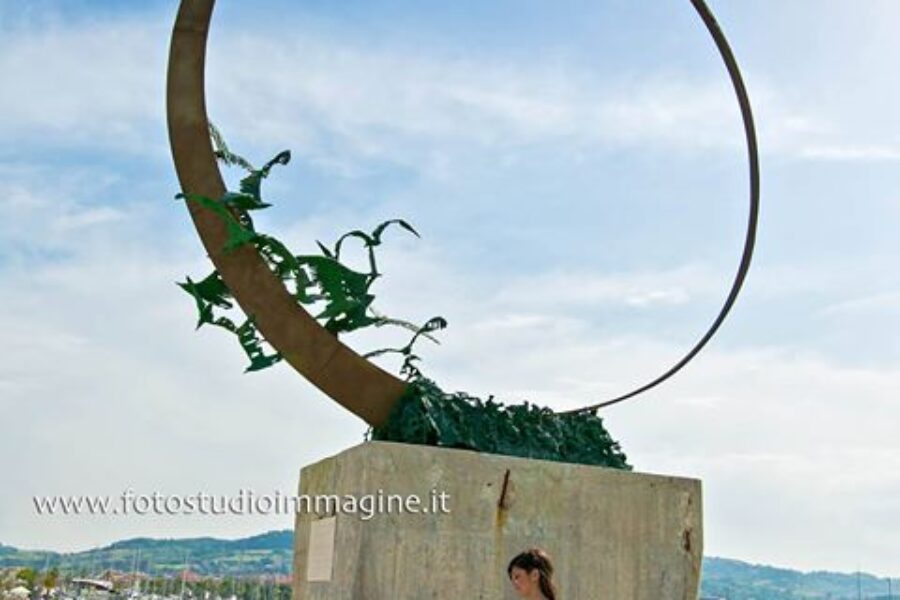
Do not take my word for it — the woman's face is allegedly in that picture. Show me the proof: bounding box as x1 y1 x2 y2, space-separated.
509 566 540 598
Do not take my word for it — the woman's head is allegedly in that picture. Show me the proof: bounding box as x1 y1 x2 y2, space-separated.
507 548 556 600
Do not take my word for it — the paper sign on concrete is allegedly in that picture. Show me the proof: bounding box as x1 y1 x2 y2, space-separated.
306 516 337 582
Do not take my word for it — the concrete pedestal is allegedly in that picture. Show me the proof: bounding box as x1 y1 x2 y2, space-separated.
292 441 701 599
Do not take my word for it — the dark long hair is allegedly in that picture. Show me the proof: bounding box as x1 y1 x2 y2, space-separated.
507 548 557 600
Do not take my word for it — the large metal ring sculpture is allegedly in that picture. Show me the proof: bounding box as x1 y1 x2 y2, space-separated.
166 0 758 425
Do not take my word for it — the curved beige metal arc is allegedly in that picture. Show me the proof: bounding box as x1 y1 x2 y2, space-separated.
166 0 407 427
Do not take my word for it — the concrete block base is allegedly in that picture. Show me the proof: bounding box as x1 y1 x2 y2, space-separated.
292 441 701 599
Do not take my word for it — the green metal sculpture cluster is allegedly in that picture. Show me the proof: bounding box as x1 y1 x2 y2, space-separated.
372 377 630 469
178 129 630 469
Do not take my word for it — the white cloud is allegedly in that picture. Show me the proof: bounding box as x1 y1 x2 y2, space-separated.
817 291 900 317
799 143 900 162
208 34 754 175
0 164 134 254
0 19 168 152
0 8 894 180
202 26 900 172
51 206 126 232
488 263 714 310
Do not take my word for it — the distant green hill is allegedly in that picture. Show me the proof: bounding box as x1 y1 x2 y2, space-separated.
701 557 895 599
0 532 895 598
0 531 293 576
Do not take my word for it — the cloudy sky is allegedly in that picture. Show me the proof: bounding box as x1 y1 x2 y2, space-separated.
2 0 899 577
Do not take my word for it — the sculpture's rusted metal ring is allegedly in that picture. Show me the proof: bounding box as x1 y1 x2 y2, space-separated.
565 0 760 413
167 0 758 421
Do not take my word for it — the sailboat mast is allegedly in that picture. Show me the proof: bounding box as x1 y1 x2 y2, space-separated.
180 551 189 600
